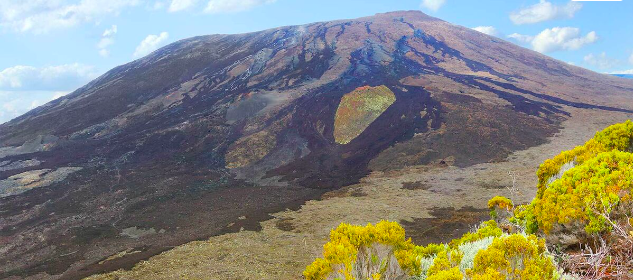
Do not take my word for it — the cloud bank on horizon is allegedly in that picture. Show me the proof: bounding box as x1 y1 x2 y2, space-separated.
0 0 631 124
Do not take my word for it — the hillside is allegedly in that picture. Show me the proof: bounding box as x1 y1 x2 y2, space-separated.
1 10 633 279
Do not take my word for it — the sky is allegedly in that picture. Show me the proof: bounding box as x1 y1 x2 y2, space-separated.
0 0 632 124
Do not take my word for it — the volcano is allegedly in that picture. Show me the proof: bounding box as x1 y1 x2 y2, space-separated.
1 11 633 279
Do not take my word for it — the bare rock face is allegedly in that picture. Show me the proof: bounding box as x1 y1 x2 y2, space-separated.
1 10 633 279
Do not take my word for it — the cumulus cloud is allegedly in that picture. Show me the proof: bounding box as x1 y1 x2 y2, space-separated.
532 27 597 53
508 27 597 53
150 1 167 10
420 0 446 12
510 0 582 25
0 64 98 91
583 52 620 70
0 98 19 121
0 0 139 33
97 25 117 57
168 0 198 12
133 32 169 58
508 33 534 43
472 26 498 36
102 24 117 37
204 0 276 13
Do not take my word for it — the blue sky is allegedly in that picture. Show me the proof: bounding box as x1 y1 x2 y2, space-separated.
0 0 632 124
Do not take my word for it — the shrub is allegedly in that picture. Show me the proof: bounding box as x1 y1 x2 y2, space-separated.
487 196 513 221
532 150 633 234
535 120 633 198
496 121 633 278
487 196 513 211
426 249 463 277
303 221 421 280
514 120 633 235
426 267 463 280
305 220 560 280
466 234 558 280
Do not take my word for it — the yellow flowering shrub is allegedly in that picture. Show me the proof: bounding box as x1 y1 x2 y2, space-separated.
426 249 463 279
413 243 446 258
303 221 422 280
535 120 633 196
514 120 633 234
466 234 558 280
487 197 513 220
305 220 559 280
487 196 513 211
427 267 464 280
532 150 633 233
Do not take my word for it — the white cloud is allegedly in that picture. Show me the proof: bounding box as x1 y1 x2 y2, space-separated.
97 25 117 57
2 99 19 116
0 0 139 33
133 32 169 58
52 91 70 100
169 0 198 12
420 0 446 12
152 1 167 10
508 27 597 53
97 37 114 50
204 0 276 14
0 63 96 123
98 49 110 57
532 27 597 53
472 26 498 36
629 53 633 65
29 99 44 109
508 33 534 43
583 52 620 70
510 0 582 25
102 24 117 37
0 64 98 91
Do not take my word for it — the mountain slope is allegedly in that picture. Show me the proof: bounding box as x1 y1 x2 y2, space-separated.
1 11 633 279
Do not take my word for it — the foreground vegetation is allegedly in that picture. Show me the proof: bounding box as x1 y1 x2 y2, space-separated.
305 121 633 280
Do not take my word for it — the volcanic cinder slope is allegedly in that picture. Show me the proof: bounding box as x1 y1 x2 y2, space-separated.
1 11 633 279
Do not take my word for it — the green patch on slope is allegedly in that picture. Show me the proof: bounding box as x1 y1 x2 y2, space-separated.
333 85 396 144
